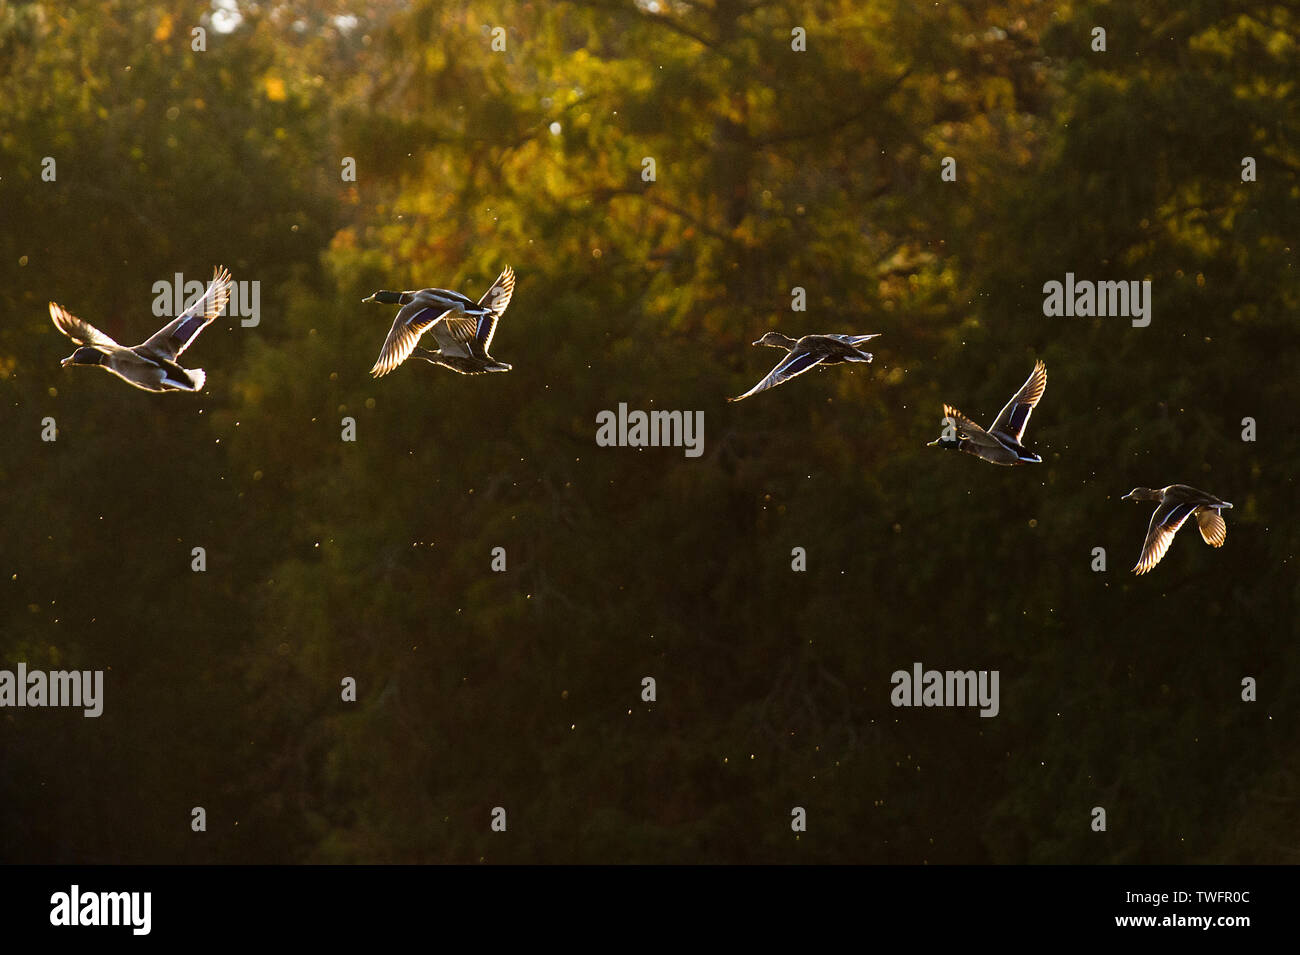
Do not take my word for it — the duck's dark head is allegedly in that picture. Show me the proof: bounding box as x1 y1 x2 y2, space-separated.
752 331 797 349
1121 487 1156 502
362 290 406 305
61 346 104 368
927 436 961 450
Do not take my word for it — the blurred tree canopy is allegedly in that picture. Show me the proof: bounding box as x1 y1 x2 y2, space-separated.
1 0 1296 863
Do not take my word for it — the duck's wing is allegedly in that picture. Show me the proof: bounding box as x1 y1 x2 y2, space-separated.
988 360 1047 444
824 333 881 347
1196 508 1227 547
427 312 478 357
473 266 515 351
370 302 457 377
942 403 1008 454
138 266 232 361
49 302 119 347
1133 500 1199 574
941 403 985 438
728 348 827 402
941 403 1002 448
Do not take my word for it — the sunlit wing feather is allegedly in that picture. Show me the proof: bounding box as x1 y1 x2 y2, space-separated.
370 304 453 377
1197 508 1227 547
428 315 477 354
475 266 515 350
138 265 231 361
49 302 119 348
989 360 1047 443
1133 501 1197 574
729 349 826 402
941 404 985 439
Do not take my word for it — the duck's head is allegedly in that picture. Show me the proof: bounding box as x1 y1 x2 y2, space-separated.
1121 487 1157 502
61 346 105 368
927 436 960 450
752 331 796 348
362 290 405 305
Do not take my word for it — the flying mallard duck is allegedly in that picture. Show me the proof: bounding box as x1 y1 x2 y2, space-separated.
49 266 231 393
728 332 880 402
1122 484 1231 575
366 267 515 377
928 360 1046 465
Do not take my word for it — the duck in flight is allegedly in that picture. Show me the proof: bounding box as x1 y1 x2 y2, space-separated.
1122 484 1231 575
928 360 1046 465
49 266 231 393
728 332 880 402
367 267 515 377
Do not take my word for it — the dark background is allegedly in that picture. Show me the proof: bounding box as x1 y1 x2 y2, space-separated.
1 0 1295 863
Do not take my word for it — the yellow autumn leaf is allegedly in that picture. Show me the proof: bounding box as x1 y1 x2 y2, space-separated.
153 13 173 43
265 76 287 102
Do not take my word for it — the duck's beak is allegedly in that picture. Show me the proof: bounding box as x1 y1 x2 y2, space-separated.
925 437 940 446
751 339 763 346
1120 491 1135 501
361 293 377 304
60 357 71 367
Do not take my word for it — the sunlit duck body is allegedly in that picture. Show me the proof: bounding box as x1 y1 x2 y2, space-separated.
1122 485 1231 575
928 360 1046 465
728 331 880 402
50 266 231 393
367 267 515 377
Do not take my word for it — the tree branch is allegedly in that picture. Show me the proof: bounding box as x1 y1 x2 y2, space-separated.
749 67 913 147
